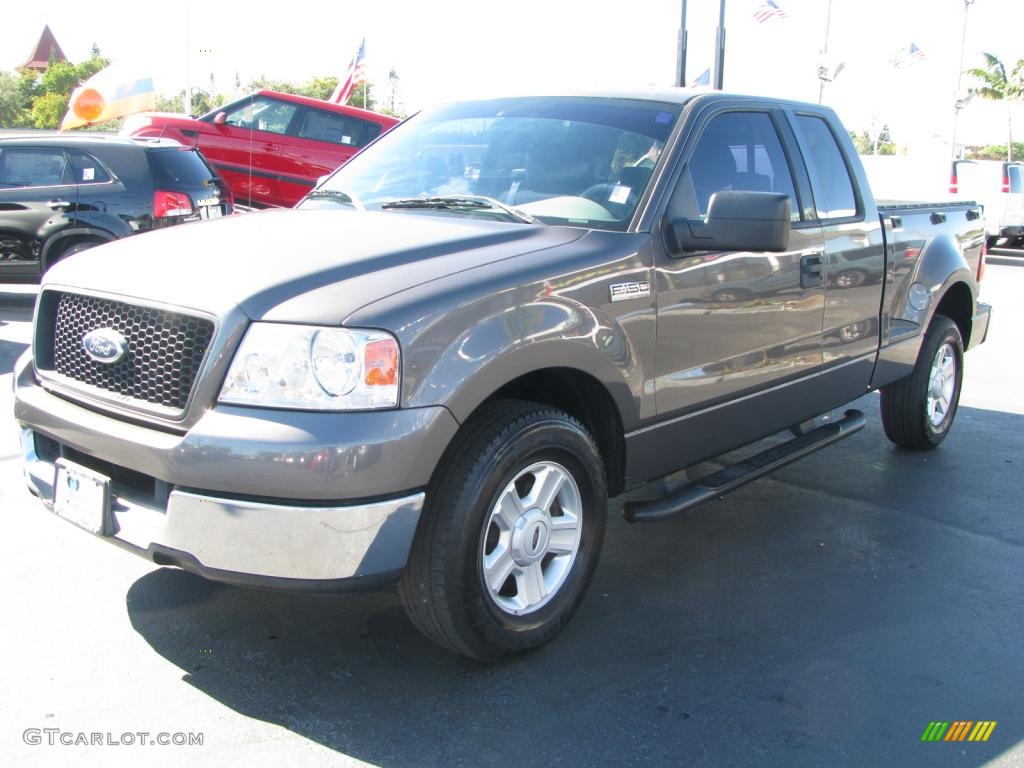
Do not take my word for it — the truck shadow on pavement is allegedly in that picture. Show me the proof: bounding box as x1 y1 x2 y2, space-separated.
125 397 1023 767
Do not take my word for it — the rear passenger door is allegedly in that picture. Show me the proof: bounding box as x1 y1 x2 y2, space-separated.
789 112 885 371
286 107 384 192
652 107 826 416
0 146 78 281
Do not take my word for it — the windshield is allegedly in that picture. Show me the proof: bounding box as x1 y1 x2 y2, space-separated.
299 96 680 230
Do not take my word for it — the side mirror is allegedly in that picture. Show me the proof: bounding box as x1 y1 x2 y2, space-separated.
667 190 791 254
213 112 227 126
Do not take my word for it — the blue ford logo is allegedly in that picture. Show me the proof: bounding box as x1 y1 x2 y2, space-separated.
82 328 127 365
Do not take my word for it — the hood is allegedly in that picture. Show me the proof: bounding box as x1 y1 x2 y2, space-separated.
43 209 586 324
120 112 202 135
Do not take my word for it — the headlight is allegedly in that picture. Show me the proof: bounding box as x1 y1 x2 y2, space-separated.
219 324 399 410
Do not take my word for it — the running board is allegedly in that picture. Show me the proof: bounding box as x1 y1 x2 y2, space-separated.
623 409 865 523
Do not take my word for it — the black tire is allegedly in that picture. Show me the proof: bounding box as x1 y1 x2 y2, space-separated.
45 239 103 271
880 316 964 450
833 268 866 289
398 400 607 661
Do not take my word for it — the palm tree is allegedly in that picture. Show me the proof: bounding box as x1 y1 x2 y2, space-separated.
966 52 1024 161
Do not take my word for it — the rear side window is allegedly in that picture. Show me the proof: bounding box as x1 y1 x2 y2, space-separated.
67 149 113 184
0 147 73 187
295 109 379 148
683 111 800 220
795 116 858 219
147 149 217 188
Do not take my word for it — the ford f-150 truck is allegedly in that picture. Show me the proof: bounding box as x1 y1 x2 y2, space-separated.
14 91 991 660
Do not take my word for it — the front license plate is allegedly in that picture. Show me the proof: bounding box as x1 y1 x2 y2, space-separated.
53 458 110 535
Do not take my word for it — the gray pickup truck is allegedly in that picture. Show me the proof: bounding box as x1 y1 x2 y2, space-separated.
15 91 990 660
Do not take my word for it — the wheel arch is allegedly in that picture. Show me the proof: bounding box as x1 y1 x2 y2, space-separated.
478 367 628 497
41 228 117 271
931 280 973 347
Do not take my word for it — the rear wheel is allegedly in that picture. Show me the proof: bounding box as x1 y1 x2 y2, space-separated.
46 238 104 271
880 316 964 450
398 400 607 660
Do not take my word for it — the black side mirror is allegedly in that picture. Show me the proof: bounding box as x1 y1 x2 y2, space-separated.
667 190 791 254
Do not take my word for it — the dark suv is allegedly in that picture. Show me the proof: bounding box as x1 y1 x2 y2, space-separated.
0 135 232 282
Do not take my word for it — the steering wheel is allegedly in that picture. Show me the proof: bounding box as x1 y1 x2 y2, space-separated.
580 183 616 204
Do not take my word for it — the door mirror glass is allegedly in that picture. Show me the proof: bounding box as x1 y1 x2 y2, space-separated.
667 190 791 254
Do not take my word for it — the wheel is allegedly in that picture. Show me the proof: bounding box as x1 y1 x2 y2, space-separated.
45 239 102 272
398 400 607 660
712 288 751 303
833 269 866 289
880 316 963 450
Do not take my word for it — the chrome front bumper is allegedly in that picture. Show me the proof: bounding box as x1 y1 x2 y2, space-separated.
22 426 424 587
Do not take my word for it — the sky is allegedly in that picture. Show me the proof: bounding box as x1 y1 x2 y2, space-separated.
4 0 1023 155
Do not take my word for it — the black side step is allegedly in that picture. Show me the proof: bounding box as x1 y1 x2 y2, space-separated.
623 409 865 523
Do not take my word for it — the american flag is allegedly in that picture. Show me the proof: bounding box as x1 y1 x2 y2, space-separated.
330 38 367 105
689 68 711 88
890 42 926 69
753 0 788 23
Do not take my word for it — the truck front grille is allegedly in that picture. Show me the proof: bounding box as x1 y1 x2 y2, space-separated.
42 291 214 412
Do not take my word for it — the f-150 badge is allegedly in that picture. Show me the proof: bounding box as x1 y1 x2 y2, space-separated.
609 281 651 302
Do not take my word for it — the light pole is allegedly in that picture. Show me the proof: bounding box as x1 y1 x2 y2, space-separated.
817 0 834 104
676 0 688 87
712 0 726 89
951 0 975 159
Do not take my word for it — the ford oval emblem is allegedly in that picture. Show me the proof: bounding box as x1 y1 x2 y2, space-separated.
82 328 127 365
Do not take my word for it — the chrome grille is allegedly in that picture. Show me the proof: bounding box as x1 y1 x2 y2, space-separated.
48 291 214 411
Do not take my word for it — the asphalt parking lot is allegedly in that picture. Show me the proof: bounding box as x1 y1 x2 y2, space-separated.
2 255 1022 768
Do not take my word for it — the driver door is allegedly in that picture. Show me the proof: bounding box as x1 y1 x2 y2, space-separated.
652 108 826 418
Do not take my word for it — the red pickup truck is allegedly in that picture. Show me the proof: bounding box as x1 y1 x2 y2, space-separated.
121 90 399 208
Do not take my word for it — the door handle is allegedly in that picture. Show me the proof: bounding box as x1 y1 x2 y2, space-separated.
47 199 72 210
800 250 824 289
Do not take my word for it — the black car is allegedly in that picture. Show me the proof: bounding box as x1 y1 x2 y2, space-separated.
0 135 232 282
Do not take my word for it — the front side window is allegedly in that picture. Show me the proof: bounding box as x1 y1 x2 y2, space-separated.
0 147 72 188
301 97 680 231
220 96 297 135
683 111 800 221
795 115 858 219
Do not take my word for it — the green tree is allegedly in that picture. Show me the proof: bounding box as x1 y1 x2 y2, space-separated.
967 52 1024 161
295 76 339 101
0 71 29 127
348 82 375 111
155 88 225 115
27 50 111 129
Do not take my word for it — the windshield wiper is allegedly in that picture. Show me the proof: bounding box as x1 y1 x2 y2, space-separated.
381 196 539 224
304 189 365 210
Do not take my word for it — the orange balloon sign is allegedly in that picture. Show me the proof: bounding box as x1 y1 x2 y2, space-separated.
72 88 106 122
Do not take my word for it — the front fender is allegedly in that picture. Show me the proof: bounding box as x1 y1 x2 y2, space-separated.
408 298 645 429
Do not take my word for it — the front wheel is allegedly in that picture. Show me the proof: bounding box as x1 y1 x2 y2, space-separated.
880 316 964 450
398 400 607 660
